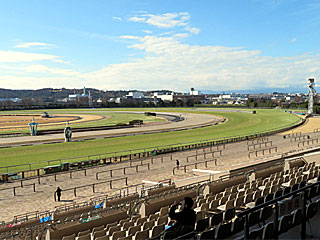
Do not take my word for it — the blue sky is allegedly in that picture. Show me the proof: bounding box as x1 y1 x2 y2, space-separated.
0 0 319 92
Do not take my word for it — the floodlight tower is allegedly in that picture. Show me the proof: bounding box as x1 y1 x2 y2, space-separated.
307 78 316 116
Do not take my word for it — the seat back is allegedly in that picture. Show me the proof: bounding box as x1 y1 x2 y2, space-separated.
215 222 232 239
109 226 121 235
77 229 90 237
93 229 106 239
78 233 90 240
195 217 209 233
262 222 273 239
128 225 141 236
134 229 149 240
111 230 125 240
150 224 165 238
62 234 76 240
142 219 155 231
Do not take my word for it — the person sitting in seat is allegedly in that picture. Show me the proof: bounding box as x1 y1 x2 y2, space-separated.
162 197 196 239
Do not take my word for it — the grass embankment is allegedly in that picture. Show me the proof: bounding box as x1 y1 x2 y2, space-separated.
0 108 300 173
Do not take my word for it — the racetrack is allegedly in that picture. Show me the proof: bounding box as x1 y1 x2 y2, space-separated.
0 111 223 147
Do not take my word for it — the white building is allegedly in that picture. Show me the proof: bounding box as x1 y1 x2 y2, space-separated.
126 92 144 99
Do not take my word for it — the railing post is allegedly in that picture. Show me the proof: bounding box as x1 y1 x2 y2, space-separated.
301 190 307 239
70 171 72 179
13 187 16 196
21 180 23 188
110 170 113 177
33 183 36 192
74 188 76 197
54 174 57 181
38 176 40 184
84 169 86 176
273 201 279 239
110 180 112 189
244 214 249 239
93 184 95 193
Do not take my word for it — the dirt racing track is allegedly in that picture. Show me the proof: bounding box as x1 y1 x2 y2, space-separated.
0 112 224 147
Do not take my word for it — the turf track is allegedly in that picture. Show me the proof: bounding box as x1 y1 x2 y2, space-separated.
0 108 300 172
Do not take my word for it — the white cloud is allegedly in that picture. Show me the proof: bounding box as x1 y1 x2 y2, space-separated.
142 30 152 34
24 64 80 76
119 35 141 40
14 42 56 49
291 38 297 43
112 17 122 21
84 35 320 91
0 50 60 63
185 26 200 35
129 12 190 28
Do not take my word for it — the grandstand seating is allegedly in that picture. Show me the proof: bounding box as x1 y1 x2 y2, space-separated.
1 158 319 240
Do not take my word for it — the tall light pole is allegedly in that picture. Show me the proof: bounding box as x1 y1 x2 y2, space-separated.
307 78 316 116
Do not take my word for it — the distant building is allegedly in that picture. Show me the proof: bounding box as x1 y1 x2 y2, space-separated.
126 91 144 99
189 88 200 96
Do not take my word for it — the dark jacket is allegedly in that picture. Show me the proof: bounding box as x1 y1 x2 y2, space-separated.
169 205 196 232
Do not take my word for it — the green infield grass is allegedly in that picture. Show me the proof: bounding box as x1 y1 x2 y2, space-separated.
0 108 301 173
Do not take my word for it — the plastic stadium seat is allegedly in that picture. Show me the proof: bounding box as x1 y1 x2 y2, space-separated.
255 197 264 206
134 229 149 240
62 234 76 240
92 225 105 234
157 215 168 225
122 221 134 231
264 193 274 203
159 206 169 217
142 219 155 231
248 210 260 227
95 236 109 240
293 208 302 226
278 214 293 234
262 222 274 239
199 228 215 240
249 226 263 239
274 189 283 199
136 217 147 226
210 212 223 226
108 226 121 236
106 222 118 232
77 229 90 237
308 186 318 199
291 183 299 192
118 236 132 240
306 202 318 219
231 216 244 234
224 208 235 222
215 222 232 239
111 230 125 240
78 233 90 240
127 225 141 237
149 224 165 239
260 205 273 224
283 186 291 195
93 229 107 239
196 217 210 233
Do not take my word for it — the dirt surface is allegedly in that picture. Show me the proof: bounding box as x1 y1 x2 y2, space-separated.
0 114 105 129
1 131 320 222
280 117 320 134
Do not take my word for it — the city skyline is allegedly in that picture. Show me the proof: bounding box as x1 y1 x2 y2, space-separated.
0 0 319 92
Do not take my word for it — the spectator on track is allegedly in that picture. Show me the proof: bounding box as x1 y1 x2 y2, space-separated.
161 197 196 239
55 187 62 201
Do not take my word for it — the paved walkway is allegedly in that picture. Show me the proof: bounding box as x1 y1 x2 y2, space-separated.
0 112 222 147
